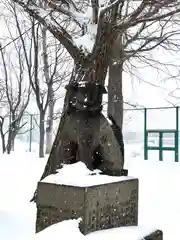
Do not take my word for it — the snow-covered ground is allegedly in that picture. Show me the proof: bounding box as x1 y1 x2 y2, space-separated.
0 143 179 240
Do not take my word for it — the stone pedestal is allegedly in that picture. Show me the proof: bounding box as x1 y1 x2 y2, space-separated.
36 177 138 234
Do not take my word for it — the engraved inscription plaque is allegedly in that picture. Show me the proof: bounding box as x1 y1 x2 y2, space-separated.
36 178 138 235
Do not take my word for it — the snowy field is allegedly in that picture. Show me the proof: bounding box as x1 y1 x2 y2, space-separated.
0 143 179 240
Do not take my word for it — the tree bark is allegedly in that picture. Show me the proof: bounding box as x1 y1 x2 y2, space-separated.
45 90 54 154
0 118 6 153
107 34 125 161
108 34 124 129
41 23 54 154
6 114 16 154
39 111 45 158
1 135 6 153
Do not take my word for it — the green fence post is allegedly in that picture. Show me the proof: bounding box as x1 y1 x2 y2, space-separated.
159 131 163 161
144 108 148 160
175 107 179 162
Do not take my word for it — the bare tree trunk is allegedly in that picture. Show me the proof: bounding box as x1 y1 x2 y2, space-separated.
11 137 15 151
45 89 54 154
6 114 28 154
108 34 124 160
1 134 6 153
6 114 17 154
39 111 45 158
0 118 6 153
41 20 57 155
6 114 15 154
108 34 124 128
6 134 11 154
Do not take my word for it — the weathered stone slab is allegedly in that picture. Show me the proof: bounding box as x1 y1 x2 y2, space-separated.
143 229 163 240
36 177 138 234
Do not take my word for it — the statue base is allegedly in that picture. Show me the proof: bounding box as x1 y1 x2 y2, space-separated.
36 176 138 234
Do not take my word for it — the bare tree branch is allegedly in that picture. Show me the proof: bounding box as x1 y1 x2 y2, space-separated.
11 0 84 62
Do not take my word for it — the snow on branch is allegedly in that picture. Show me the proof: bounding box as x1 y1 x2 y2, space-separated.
11 0 85 62
99 0 124 15
11 0 180 61
44 0 88 28
117 0 180 30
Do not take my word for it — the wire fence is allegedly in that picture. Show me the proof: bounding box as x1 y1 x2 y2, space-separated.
0 106 179 153
0 113 61 153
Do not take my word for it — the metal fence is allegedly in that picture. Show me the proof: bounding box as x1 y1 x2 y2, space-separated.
0 113 61 153
1 106 179 155
123 106 180 162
